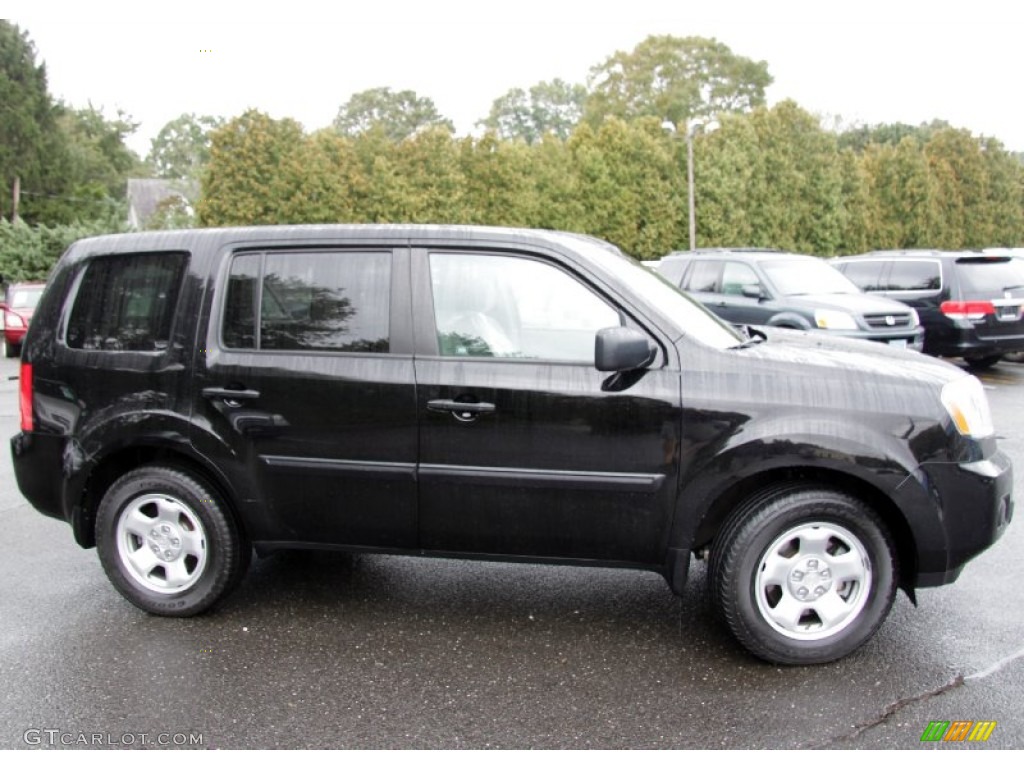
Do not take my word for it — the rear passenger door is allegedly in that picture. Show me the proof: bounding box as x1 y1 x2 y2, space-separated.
412 248 681 565
197 246 418 549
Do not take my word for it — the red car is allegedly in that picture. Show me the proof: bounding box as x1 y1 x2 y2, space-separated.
2 282 46 358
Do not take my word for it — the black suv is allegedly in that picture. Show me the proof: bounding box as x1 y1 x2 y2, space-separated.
659 249 925 350
10 226 1013 665
833 251 1024 369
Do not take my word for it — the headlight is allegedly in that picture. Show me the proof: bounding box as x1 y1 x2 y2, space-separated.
814 309 858 330
941 375 994 438
909 308 920 326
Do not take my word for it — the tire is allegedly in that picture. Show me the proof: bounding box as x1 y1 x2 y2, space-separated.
96 465 248 617
964 354 1001 371
4 342 19 358
710 484 896 665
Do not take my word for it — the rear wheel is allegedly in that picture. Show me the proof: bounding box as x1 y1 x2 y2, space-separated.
96 465 248 616
4 341 19 358
710 484 897 664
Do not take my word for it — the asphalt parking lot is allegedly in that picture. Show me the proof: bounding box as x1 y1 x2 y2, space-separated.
0 349 1021 750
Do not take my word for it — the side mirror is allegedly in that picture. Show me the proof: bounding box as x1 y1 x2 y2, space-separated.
595 327 656 372
741 284 763 300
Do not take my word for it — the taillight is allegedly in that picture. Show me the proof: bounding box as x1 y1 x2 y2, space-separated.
941 301 996 321
20 363 33 432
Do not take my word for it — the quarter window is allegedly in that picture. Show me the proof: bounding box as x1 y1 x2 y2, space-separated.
430 253 621 362
223 251 391 353
66 252 187 351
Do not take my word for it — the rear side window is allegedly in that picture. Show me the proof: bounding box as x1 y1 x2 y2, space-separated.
886 261 941 291
66 252 187 351
223 250 391 353
683 261 721 292
658 259 687 286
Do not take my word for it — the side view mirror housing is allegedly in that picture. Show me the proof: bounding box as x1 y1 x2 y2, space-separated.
595 327 656 372
741 284 764 300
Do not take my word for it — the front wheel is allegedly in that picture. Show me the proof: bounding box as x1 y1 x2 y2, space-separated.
710 485 897 664
964 354 1001 371
96 465 248 616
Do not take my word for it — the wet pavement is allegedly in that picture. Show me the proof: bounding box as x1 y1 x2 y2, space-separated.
1 352 1021 749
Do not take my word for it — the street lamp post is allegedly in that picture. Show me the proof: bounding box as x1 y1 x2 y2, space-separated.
664 118 719 251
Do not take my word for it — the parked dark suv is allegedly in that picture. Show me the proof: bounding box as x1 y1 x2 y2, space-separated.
833 251 1024 369
10 226 1013 665
659 249 925 350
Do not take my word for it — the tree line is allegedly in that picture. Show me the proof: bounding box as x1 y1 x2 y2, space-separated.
2 20 1023 280
197 103 1024 260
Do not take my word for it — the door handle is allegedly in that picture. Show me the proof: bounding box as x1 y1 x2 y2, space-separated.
427 398 496 421
202 386 261 407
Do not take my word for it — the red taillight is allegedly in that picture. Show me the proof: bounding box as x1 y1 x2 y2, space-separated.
941 300 996 320
20 363 33 432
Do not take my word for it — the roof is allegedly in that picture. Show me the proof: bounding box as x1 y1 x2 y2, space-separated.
663 248 809 262
62 224 620 262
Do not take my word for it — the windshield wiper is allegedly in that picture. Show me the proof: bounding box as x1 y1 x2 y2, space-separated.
731 326 767 349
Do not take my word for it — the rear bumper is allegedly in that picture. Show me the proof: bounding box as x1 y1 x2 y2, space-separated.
913 451 1014 587
926 326 1024 359
10 431 69 524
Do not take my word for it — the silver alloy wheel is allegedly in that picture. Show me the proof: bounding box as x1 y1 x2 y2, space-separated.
754 522 871 640
115 494 208 595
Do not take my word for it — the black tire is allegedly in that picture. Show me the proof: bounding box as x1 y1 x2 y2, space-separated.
710 484 896 665
4 342 19 358
96 465 248 617
964 354 1002 371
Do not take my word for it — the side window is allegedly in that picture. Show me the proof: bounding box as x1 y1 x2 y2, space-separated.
66 252 187 351
658 259 687 287
222 251 391 353
886 261 941 291
430 252 620 362
839 260 885 291
720 261 760 296
683 260 721 293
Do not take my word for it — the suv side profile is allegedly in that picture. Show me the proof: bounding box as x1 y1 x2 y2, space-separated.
659 249 925 350
10 226 1013 665
833 251 1024 369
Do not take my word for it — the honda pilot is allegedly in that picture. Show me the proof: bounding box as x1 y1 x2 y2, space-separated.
10 225 1014 665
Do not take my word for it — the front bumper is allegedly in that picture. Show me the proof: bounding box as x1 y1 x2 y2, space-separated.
827 327 925 352
913 451 1014 587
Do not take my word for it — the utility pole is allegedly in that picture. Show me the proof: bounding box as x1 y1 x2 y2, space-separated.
12 176 20 223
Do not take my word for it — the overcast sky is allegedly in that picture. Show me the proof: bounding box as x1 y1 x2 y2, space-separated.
5 0 1024 157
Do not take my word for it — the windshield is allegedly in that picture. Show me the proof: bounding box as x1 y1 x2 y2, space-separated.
955 257 1024 296
9 285 44 309
569 238 743 349
762 258 861 296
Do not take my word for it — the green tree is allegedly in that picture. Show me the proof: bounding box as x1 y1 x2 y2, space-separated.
861 137 941 249
0 20 58 223
480 79 587 143
147 113 224 180
837 119 951 152
457 132 538 226
197 110 308 226
568 118 678 258
333 87 454 142
585 35 772 127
